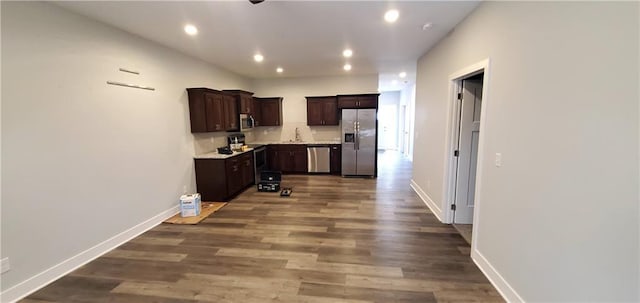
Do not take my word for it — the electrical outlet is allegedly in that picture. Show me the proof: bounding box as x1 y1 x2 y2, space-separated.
1 258 10 274
495 153 502 167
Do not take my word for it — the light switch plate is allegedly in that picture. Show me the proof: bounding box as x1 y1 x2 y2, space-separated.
1 258 10 274
495 153 502 167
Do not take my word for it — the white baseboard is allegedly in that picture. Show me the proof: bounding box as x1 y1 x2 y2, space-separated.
410 179 520 303
1 205 180 303
410 179 444 222
471 249 525 303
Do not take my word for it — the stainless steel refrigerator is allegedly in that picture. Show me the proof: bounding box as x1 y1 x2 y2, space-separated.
341 109 377 176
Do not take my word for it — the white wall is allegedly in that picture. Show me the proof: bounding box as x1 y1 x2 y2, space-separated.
413 1 639 301
1 1 251 298
250 75 378 143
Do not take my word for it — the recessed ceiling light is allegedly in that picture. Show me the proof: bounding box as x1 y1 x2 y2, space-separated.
422 23 433 30
254 54 264 62
343 64 352 71
384 9 399 23
343 49 353 58
184 24 198 36
399 72 407 78
276 67 283 73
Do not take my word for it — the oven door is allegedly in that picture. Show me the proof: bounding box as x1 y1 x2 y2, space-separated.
253 147 266 183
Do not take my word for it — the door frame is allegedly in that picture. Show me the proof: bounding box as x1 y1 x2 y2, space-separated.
442 59 491 250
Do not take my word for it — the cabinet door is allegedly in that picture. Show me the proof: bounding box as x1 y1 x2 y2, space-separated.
330 145 342 174
240 95 254 115
223 95 239 131
260 99 282 126
225 157 242 195
252 97 262 127
241 153 254 186
205 93 225 131
279 150 293 172
337 96 358 109
267 146 281 171
306 99 325 126
187 90 207 132
292 148 308 173
322 98 339 125
357 95 378 108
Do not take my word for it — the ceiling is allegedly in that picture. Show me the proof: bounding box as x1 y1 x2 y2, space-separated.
54 1 479 90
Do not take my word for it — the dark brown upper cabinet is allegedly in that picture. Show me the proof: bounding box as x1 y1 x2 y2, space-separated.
187 88 239 133
337 94 380 109
205 92 225 131
252 97 263 127
306 96 339 126
256 97 283 126
222 93 239 131
187 88 224 132
224 90 255 116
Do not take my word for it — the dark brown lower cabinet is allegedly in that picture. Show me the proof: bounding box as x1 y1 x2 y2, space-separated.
195 152 254 201
330 144 341 175
267 144 307 174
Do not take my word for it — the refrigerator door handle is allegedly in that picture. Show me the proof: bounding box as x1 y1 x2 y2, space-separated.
353 121 358 150
356 122 360 150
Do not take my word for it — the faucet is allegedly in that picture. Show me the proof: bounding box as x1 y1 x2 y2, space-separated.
294 127 302 142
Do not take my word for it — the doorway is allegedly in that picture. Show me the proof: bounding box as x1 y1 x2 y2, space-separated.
378 104 399 151
452 73 484 244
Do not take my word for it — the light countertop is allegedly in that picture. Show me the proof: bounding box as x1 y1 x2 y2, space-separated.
250 141 341 145
194 141 342 159
194 148 254 159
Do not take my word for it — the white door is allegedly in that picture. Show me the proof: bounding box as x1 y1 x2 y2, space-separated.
399 105 407 154
378 104 398 150
402 105 411 157
454 78 483 224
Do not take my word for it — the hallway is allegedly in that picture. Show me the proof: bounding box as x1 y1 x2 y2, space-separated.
23 152 502 302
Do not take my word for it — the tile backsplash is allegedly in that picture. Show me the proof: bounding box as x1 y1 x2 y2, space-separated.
192 131 258 154
252 122 341 143
192 123 340 155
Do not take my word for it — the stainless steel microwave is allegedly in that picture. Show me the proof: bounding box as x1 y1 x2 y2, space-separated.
240 114 255 131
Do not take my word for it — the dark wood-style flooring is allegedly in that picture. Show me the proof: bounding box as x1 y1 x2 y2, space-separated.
22 151 502 303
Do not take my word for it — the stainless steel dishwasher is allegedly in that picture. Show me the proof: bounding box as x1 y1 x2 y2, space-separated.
307 145 331 173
